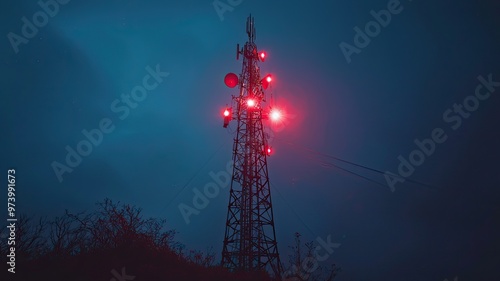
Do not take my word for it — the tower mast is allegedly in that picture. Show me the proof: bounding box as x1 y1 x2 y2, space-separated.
220 14 282 279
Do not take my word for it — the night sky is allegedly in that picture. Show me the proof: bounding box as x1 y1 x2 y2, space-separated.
2 0 500 280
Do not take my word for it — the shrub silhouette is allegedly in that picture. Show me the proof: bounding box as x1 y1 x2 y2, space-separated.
1 198 275 281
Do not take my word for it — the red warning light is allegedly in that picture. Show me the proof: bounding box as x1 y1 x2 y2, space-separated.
262 74 272 89
259 51 266 62
262 80 269 90
247 99 256 107
223 108 232 128
269 109 282 121
265 146 273 156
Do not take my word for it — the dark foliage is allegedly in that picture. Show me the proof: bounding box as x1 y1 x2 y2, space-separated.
1 198 274 281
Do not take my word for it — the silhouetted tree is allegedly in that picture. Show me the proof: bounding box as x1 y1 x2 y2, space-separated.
1 198 279 281
12 214 48 259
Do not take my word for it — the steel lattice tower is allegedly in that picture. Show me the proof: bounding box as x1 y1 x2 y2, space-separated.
220 15 282 279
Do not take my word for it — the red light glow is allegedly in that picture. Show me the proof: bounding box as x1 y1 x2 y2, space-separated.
266 146 272 155
266 75 272 83
223 109 230 117
247 99 256 107
270 109 282 121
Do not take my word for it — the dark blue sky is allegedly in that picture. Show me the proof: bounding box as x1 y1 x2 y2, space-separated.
2 0 500 280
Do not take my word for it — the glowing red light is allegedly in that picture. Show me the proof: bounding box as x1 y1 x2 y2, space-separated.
267 148 272 154
247 99 256 107
259 51 267 62
266 75 272 83
270 109 282 121
223 109 230 117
